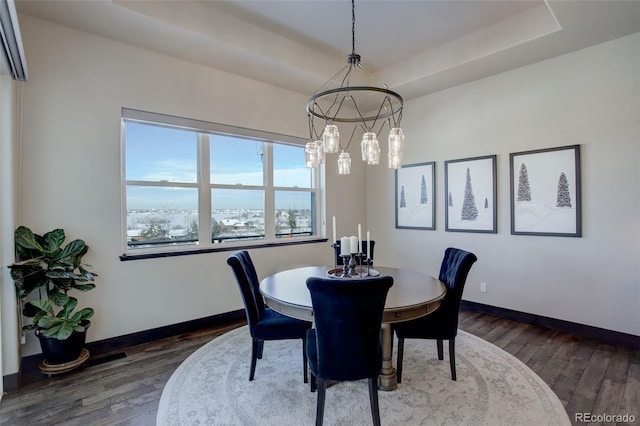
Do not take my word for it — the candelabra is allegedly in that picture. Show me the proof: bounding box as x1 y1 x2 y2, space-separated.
331 243 373 278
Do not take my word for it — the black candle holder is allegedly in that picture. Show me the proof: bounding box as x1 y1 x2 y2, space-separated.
331 243 374 278
348 253 358 276
340 254 351 277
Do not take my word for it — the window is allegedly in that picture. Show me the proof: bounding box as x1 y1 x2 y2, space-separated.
121 109 323 257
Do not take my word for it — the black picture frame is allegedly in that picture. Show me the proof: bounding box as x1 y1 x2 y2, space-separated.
395 161 436 230
510 145 581 237
445 155 497 233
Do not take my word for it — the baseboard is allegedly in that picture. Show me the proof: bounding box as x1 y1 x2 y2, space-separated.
85 309 245 355
461 300 640 350
3 309 246 392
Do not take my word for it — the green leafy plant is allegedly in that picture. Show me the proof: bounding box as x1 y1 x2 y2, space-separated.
8 226 97 340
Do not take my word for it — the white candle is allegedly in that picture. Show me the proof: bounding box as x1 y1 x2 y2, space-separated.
367 231 371 259
332 216 337 244
350 236 358 254
357 224 362 253
340 236 350 256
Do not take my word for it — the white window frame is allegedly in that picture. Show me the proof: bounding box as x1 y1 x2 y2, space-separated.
120 108 325 258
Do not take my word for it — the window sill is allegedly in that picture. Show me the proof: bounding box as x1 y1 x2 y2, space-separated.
119 238 328 261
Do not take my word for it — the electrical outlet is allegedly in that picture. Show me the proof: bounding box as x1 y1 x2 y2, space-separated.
480 282 487 293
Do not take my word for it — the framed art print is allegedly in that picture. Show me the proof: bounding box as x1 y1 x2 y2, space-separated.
510 145 581 237
395 161 435 230
445 155 497 233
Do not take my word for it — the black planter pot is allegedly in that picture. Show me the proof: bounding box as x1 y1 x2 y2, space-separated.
36 320 90 365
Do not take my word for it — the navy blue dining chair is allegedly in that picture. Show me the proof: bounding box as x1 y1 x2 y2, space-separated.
392 247 477 382
227 250 312 382
306 275 393 426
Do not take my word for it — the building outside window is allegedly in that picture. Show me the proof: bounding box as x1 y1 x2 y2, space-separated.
121 109 322 256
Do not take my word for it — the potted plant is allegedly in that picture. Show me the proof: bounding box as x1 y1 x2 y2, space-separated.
8 226 97 368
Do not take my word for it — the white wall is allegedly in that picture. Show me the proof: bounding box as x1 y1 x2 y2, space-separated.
2 15 368 367
368 33 640 336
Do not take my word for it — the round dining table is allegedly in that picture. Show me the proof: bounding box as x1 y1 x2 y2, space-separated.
259 265 446 391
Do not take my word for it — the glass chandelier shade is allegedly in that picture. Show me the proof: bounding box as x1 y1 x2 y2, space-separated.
361 132 380 165
388 127 404 169
322 124 340 154
314 140 325 164
388 151 402 169
304 140 324 168
337 150 352 175
304 0 405 173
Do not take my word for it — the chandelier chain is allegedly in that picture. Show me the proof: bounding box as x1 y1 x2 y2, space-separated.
304 0 405 172
351 0 356 55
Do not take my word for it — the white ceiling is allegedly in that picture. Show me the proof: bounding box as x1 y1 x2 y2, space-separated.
15 0 640 102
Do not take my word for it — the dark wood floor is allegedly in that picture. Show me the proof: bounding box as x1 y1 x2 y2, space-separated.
1 310 638 425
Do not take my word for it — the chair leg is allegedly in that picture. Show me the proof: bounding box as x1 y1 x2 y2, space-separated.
257 339 265 359
437 339 444 360
396 336 405 384
302 337 308 384
315 378 326 426
250 338 259 381
449 338 457 381
368 377 381 426
310 372 317 392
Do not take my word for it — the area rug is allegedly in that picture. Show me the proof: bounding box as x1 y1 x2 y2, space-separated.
157 326 570 425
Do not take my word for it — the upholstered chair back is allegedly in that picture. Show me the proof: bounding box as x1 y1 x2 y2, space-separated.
436 247 478 334
306 275 393 381
227 250 264 333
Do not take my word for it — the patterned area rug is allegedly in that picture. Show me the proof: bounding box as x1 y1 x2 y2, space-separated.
157 326 570 425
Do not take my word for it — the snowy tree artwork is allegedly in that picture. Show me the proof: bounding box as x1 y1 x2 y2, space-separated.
399 185 407 208
510 145 581 236
556 172 571 207
395 162 435 230
461 168 479 221
517 163 532 201
445 155 496 233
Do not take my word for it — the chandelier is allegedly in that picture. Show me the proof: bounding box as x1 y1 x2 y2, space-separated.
304 0 404 174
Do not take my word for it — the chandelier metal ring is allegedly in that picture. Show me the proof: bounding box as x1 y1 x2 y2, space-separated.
306 86 403 123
